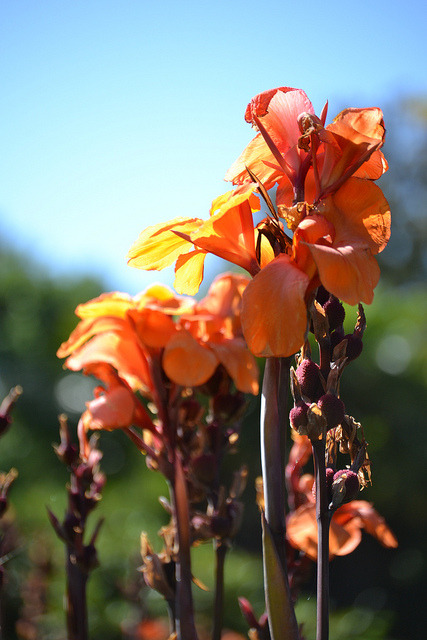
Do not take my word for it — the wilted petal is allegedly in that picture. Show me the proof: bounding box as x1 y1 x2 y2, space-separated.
241 254 309 357
345 501 398 548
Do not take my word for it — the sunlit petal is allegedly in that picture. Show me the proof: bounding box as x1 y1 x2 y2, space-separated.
241 254 309 357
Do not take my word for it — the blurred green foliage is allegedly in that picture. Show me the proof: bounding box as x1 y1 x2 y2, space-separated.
0 96 425 639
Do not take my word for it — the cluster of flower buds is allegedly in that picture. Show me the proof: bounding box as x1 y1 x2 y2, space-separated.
48 415 105 576
288 287 371 493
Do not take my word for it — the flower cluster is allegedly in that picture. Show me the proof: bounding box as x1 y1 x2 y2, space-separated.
128 86 391 358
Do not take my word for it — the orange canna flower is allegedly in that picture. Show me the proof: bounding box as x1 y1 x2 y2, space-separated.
127 86 391 358
58 275 259 400
286 497 398 561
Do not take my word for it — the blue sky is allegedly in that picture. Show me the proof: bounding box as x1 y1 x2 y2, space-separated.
1 0 426 295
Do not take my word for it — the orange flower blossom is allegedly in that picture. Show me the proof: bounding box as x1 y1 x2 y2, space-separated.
127 86 391 358
57 274 259 444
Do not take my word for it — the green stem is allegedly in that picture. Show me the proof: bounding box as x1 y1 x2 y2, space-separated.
312 439 331 640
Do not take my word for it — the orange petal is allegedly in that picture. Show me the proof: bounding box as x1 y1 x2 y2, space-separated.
307 242 380 305
225 133 283 187
57 316 129 358
127 217 203 270
346 501 398 549
241 254 309 357
287 503 362 560
319 178 391 254
129 308 177 349
319 107 386 193
191 192 259 274
65 332 151 392
162 330 218 387
208 336 259 394
83 384 136 430
197 272 249 319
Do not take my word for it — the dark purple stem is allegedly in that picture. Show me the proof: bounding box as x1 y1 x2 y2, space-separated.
261 358 288 567
312 439 331 640
212 541 228 640
171 457 199 640
65 547 88 640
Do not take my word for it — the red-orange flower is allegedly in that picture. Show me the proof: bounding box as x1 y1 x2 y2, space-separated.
127 86 391 358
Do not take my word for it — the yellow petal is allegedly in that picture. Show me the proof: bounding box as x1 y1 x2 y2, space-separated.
127 217 203 270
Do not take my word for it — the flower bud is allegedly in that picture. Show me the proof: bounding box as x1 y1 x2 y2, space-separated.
295 360 324 402
323 296 345 331
344 334 363 361
317 394 345 428
289 401 309 432
331 469 359 509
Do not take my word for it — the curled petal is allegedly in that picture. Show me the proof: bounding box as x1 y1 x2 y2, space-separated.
129 309 177 349
338 501 398 549
319 107 386 194
162 331 218 387
320 178 391 254
307 242 380 305
64 332 151 392
241 254 309 357
83 384 136 431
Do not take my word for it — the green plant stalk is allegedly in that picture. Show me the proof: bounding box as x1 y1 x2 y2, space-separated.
312 439 331 640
